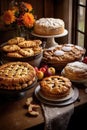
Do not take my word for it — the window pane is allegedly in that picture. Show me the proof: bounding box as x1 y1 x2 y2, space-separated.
77 6 85 32
77 32 84 47
79 0 86 5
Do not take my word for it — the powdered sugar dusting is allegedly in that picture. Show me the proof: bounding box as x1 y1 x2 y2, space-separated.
65 44 74 47
62 46 72 52
75 45 84 51
54 50 64 56
68 61 87 71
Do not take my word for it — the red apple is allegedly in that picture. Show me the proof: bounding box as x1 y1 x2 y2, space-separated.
44 70 52 77
82 57 87 64
41 64 48 71
39 67 47 73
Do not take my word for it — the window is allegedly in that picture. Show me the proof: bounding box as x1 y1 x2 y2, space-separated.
72 0 87 55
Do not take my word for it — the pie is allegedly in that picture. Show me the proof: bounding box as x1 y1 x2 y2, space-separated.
62 61 87 81
43 44 86 69
40 75 72 99
0 62 36 90
34 18 65 35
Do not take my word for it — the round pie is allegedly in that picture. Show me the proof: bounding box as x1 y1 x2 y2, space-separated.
43 44 86 69
0 62 36 90
40 75 72 99
62 61 87 81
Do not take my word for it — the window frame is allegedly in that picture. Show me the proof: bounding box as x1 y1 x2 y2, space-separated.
71 0 87 55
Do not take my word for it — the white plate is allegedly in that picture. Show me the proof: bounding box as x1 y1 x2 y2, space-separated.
32 29 68 38
34 86 79 106
36 85 74 102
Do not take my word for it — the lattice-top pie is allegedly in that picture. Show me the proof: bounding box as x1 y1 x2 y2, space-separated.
43 44 86 69
0 62 36 90
40 75 72 99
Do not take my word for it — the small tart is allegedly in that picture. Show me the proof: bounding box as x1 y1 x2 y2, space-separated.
2 45 20 52
0 62 36 90
19 48 34 57
7 52 23 58
18 40 42 48
7 37 25 45
40 75 72 99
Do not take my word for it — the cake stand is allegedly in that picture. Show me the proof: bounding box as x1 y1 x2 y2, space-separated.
32 29 68 48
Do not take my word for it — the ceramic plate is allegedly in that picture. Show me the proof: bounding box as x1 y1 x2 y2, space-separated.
36 85 74 102
34 85 79 106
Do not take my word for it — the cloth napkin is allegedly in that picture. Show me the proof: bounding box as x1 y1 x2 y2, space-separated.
41 104 74 130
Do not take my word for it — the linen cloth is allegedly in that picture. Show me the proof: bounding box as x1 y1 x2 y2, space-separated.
41 104 74 130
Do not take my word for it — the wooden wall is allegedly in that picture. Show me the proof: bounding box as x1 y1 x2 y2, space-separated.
0 0 70 44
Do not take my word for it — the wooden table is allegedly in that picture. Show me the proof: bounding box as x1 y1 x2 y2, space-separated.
0 83 87 130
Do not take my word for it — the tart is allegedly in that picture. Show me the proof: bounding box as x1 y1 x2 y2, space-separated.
7 37 25 45
40 75 72 99
0 62 36 90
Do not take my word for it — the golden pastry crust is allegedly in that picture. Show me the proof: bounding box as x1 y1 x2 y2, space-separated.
33 47 42 55
19 48 34 57
7 37 25 45
2 45 20 52
7 52 23 58
43 44 86 69
0 62 36 90
40 75 72 99
63 61 87 81
18 40 42 48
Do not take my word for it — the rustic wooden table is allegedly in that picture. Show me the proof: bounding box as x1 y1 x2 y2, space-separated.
0 82 87 130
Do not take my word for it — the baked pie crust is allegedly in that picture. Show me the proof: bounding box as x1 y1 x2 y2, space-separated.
62 61 87 81
40 75 72 99
0 62 36 90
43 44 86 69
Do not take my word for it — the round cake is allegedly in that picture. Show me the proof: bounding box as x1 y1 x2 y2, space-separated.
0 62 36 90
62 61 87 81
40 75 72 99
34 18 65 35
